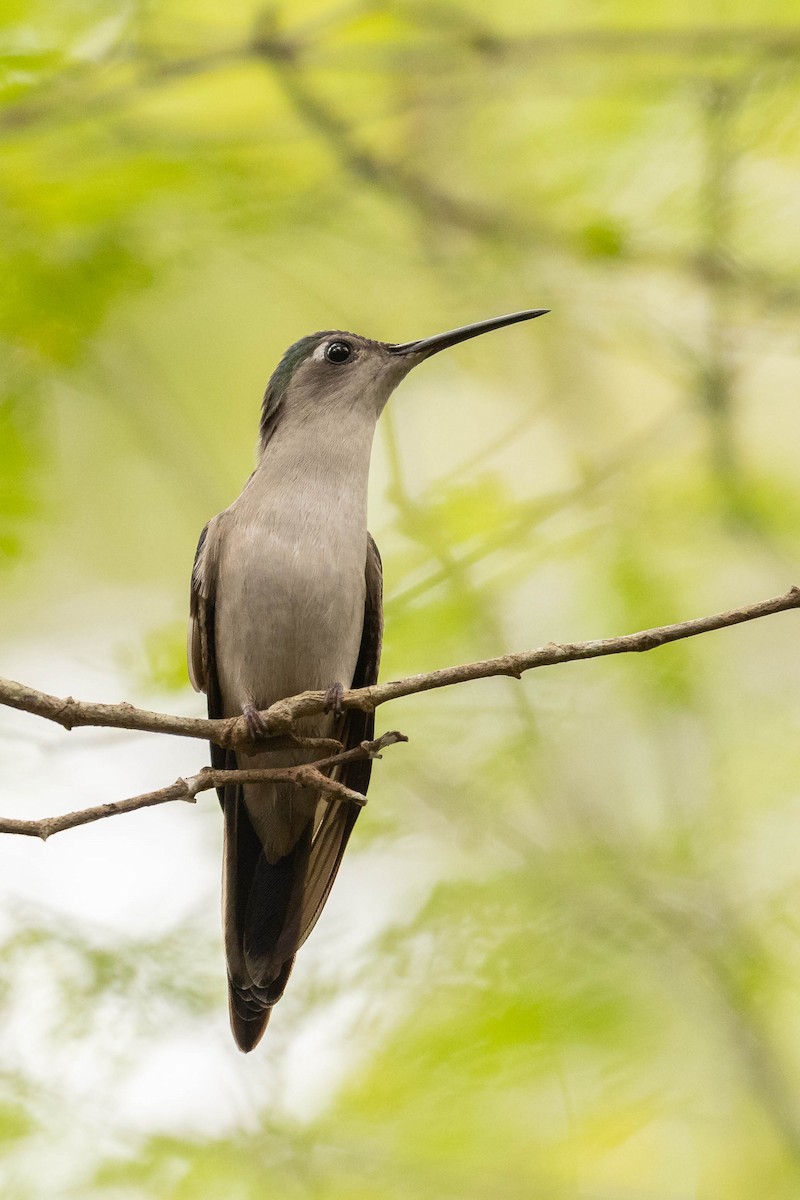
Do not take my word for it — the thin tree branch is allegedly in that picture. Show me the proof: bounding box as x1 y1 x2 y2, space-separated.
0 679 339 752
0 732 408 842
0 588 797 745
262 586 800 725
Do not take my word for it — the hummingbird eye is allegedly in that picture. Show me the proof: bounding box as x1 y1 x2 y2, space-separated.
324 341 352 364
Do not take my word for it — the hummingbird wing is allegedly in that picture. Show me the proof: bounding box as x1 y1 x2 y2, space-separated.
188 518 226 781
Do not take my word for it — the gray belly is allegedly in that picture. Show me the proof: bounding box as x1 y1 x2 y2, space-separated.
213 519 366 716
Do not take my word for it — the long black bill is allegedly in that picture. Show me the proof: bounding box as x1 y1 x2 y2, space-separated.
387 309 549 359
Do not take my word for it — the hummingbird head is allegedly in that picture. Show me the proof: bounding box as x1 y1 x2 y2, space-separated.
259 308 549 452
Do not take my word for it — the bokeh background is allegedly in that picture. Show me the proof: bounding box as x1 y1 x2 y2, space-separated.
2 1 800 1196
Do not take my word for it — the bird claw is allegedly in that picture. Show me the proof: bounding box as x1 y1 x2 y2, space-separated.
322 681 345 718
243 703 270 742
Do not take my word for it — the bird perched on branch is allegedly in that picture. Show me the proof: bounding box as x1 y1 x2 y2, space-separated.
187 309 548 1051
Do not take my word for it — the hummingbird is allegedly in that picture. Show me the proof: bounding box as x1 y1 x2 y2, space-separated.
187 308 548 1051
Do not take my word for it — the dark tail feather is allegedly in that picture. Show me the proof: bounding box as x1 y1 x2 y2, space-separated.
228 982 272 1052
244 826 312 973
223 770 312 1051
228 956 296 1052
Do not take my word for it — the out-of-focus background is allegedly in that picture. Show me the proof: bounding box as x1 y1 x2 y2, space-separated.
2 2 800 1195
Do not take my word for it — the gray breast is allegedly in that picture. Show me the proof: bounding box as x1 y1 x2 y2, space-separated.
213 508 367 714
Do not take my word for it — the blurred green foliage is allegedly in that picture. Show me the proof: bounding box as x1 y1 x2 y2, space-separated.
2 0 800 1196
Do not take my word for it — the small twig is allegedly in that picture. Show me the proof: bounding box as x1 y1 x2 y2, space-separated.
0 732 408 842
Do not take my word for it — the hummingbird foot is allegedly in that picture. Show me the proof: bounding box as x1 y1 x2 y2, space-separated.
243 703 270 742
322 681 345 718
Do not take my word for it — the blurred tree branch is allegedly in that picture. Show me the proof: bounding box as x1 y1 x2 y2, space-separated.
4 18 800 316
0 586 796 839
455 24 800 59
259 40 550 243
385 411 680 615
